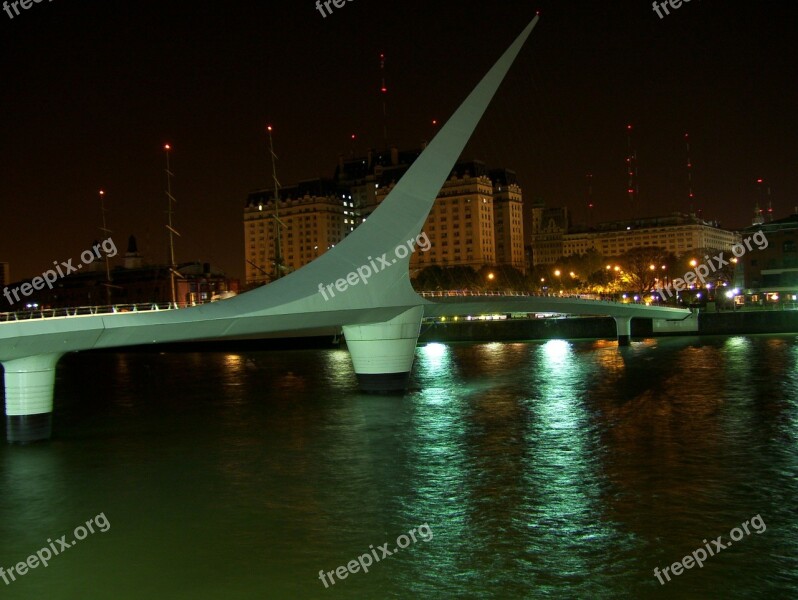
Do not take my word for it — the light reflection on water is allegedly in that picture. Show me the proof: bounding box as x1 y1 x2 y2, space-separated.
0 336 796 599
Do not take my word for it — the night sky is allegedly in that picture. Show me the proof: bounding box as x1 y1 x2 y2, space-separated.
1 0 796 282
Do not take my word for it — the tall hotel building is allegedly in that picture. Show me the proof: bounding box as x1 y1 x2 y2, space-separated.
244 148 526 285
244 180 356 285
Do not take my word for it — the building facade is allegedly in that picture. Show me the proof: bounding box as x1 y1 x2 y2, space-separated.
737 214 798 295
244 150 527 285
375 169 498 271
244 180 353 285
3 259 238 310
563 214 739 258
526 201 570 266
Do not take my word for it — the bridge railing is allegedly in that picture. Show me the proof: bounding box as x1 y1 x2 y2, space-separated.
0 302 184 323
417 290 652 303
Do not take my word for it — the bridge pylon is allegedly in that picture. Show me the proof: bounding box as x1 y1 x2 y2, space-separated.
343 306 424 392
3 353 63 443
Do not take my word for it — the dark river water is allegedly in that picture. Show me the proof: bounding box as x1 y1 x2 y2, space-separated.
1 335 796 599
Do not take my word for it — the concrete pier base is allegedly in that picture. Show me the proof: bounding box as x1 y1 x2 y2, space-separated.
614 316 632 346
3 353 63 444
343 306 424 392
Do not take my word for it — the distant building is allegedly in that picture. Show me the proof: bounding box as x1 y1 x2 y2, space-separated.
526 208 739 265
737 213 798 297
2 236 238 309
375 161 525 271
0 262 9 289
243 148 527 284
244 179 352 285
563 213 739 258
490 169 525 272
525 201 570 266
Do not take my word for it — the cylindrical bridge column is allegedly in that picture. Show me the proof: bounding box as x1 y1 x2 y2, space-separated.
343 306 424 392
3 353 63 444
614 316 633 347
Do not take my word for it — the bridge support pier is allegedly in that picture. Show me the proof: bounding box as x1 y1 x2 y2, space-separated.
3 353 63 444
343 306 423 392
614 316 632 346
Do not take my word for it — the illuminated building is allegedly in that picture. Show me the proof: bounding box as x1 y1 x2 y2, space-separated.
244 149 528 282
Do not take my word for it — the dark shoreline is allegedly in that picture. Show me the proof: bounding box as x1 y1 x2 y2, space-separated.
420 310 798 343
78 310 798 354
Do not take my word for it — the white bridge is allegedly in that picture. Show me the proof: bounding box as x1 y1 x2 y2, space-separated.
0 14 689 443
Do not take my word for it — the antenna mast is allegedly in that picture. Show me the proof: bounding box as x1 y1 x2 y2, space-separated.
267 125 285 280
625 124 638 211
164 144 180 306
685 132 695 214
380 53 388 147
99 189 112 304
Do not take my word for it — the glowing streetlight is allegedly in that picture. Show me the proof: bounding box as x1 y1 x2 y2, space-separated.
689 259 697 267
487 272 495 281
554 269 561 277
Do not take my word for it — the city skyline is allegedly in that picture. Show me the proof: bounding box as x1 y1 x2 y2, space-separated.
1 0 796 281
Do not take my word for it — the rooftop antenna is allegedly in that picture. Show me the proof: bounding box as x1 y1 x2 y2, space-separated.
380 52 388 147
685 132 695 214
98 189 113 304
766 181 773 222
164 144 181 306
625 124 638 214
267 125 286 280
